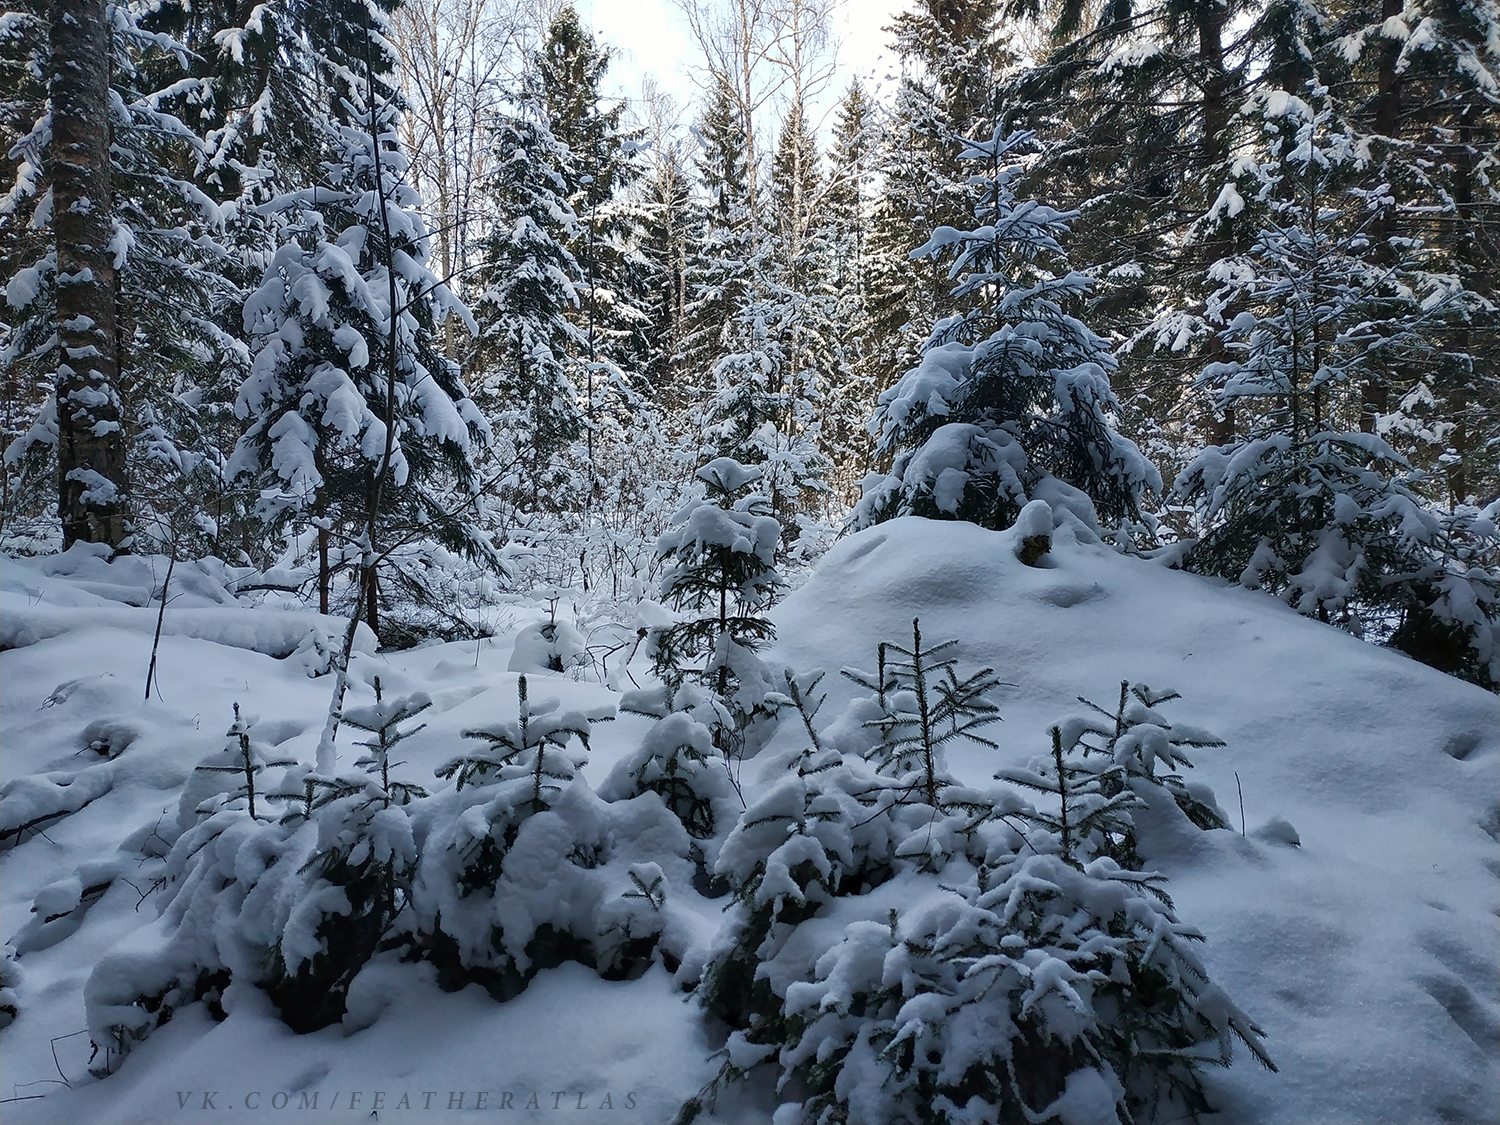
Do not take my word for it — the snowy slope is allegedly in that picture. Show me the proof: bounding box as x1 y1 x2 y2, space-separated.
2 522 1496 1124
772 518 1500 1125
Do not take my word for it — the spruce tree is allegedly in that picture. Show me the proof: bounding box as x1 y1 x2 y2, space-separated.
845 618 1005 807
636 131 699 398
821 81 878 503
1170 78 1500 685
824 81 873 301
536 4 650 473
691 97 837 527
413 674 629 988
689 667 1275 1125
267 677 430 1031
470 95 588 512
862 81 943 396
681 76 753 391
1328 0 1500 503
861 0 1010 391
857 127 1160 535
704 260 833 522
651 458 785 757
603 682 740 844
998 0 1266 456
230 23 491 642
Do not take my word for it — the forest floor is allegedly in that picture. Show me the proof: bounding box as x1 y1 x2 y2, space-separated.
2 517 1496 1124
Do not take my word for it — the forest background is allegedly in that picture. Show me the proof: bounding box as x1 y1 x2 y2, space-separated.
2 0 1497 685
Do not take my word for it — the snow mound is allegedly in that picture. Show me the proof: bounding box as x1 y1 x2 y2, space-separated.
2 552 376 661
770 517 1499 1125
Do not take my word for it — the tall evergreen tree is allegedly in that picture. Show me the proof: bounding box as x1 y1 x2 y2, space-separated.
769 102 820 271
232 12 491 640
703 262 833 521
863 0 1010 397
636 131 699 397
681 76 752 390
998 0 1295 463
863 80 945 396
824 81 874 300
2 0 257 551
46 0 127 546
1327 0 1500 503
822 80 878 502
470 98 587 514
536 4 650 466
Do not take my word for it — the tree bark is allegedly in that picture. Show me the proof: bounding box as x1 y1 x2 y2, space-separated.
1363 0 1403 433
1445 108 1478 505
1197 1 1235 446
51 0 128 547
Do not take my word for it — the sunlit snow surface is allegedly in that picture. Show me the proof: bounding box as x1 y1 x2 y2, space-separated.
3 519 1496 1124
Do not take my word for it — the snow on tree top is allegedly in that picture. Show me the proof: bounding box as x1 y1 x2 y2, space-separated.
658 501 780 564
696 457 761 494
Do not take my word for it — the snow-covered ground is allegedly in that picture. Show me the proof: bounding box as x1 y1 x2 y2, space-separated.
2 519 1496 1124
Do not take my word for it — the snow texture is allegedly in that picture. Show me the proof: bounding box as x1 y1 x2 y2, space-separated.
1 519 1496 1124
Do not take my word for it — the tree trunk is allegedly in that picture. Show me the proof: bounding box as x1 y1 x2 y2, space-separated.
1446 109 1478 506
51 0 128 547
1363 0 1403 433
318 526 330 615
1198 1 1235 447
365 563 380 639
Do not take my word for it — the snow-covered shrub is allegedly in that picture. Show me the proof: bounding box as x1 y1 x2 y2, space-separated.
690 630 1012 1115
1073 682 1229 832
508 618 589 674
778 697 1266 1125
85 694 431 1060
599 682 743 875
288 627 339 678
412 674 599 977
505 591 594 677
695 743 901 1049
651 458 789 759
684 661 1274 1125
179 703 299 824
263 679 429 1031
780 851 1274 1125
433 673 599 798
339 677 433 807
87 708 306 1067
1384 504 1500 687
411 676 692 993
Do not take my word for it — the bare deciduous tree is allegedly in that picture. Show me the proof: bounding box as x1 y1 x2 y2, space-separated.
390 0 538 345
